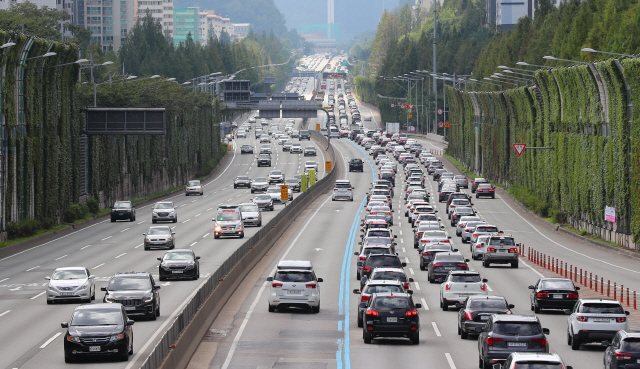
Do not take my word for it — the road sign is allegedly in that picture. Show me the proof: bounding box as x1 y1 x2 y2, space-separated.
324 106 332 110
407 104 414 109
437 121 444 128
309 169 316 186
280 185 289 200
400 104 406 109
390 103 395 108
325 161 332 171
513 143 527 156
444 121 451 128
316 123 320 130
437 109 444 115
408 114 412 118
301 174 308 192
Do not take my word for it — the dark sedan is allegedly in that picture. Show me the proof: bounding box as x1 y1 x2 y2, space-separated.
476 183 496 198
62 303 134 363
111 201 136 222
285 178 301 192
361 293 422 344
158 249 200 281
427 252 469 283
472 177 489 193
450 207 475 226
419 243 454 271
456 295 513 339
349 158 364 172
360 254 406 288
529 278 579 313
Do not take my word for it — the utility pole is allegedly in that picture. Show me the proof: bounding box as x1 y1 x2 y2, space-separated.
433 0 437 134
90 52 94 83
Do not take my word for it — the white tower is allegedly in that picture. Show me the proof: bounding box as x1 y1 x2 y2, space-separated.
327 0 334 39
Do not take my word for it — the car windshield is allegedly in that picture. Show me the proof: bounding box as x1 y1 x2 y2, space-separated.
621 339 640 351
108 277 152 291
367 230 391 237
364 248 391 256
305 161 316 166
371 207 390 213
424 231 447 238
513 363 563 369
52 270 87 280
479 184 493 189
452 200 470 206
113 202 131 209
164 252 193 261
71 309 122 326
450 274 481 282
371 271 407 282
187 181 200 186
435 254 464 262
581 303 625 314
488 238 516 246
365 285 404 294
468 299 507 309
366 238 392 245
218 211 241 221
335 183 352 189
154 203 173 209
492 322 542 336
270 171 282 175
372 296 412 312
254 177 267 183
255 195 271 201
540 280 574 290
148 227 170 235
239 204 259 212
477 226 499 233
236 176 249 181
457 208 474 214
368 256 401 267
306 146 315 150
274 271 313 282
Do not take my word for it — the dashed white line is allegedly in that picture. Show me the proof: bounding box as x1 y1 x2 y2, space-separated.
432 322 442 337
120 228 130 233
206 208 213 211
420 298 429 310
408 267 415 275
414 282 421 290
31 291 45 300
0 278 8 283
137 220 147 224
0 310 10 317
115 253 126 259
486 284 493 292
190 242 197 247
135 244 143 249
80 245 91 250
180 204 187 207
400 239 404 244
444 353 457 369
191 200 197 203
39 332 62 348
402 247 406 253
26 266 40 272
54 255 68 261
195 213 202 217
182 219 191 223
101 236 112 241
93 263 105 269
203 233 210 238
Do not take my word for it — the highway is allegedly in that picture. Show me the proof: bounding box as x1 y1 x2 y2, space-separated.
184 85 640 369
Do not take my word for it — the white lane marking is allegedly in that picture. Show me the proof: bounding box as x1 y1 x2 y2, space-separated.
405 257 410 264
399 230 403 235
486 284 493 292
521 259 545 278
432 322 442 337
195 213 202 217
93 263 105 269
26 266 40 272
0 310 10 317
137 220 147 224
445 353 457 369
190 242 197 247
203 233 210 238
10 286 21 291
39 332 62 348
135 244 143 249
414 282 421 290
101 236 112 241
421 298 429 310
31 291 45 300
402 247 406 253
400 239 404 244
115 253 126 259
182 219 191 224
0 278 8 283
80 245 91 250
409 268 414 275
54 255 68 261
220 194 334 369
206 208 213 211
191 200 197 203
180 204 187 207
120 228 130 232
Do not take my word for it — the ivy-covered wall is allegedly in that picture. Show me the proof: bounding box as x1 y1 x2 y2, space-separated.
447 58 640 247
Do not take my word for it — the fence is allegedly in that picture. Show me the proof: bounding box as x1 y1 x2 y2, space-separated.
140 133 338 369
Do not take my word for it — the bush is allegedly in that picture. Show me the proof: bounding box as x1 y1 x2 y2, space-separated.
507 185 553 218
550 209 567 224
63 204 88 223
87 197 99 214
579 229 590 236
6 218 41 239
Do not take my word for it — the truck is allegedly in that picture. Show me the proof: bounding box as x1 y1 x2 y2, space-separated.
315 91 325 101
386 122 400 134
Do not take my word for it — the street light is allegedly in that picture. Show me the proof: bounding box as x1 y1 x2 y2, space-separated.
79 60 113 83
0 42 15 48
125 74 159 83
543 55 589 65
493 73 530 84
490 75 521 87
497 65 536 75
477 78 504 90
25 51 56 61
516 61 554 70
47 58 88 69
581 47 637 58
502 70 535 83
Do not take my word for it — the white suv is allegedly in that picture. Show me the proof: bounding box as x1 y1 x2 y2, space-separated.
567 298 630 350
332 180 354 201
267 260 322 313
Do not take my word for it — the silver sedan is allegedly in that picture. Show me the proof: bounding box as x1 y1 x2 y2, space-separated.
46 267 95 304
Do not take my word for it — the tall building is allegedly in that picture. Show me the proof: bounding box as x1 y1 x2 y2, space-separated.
135 0 173 39
0 0 56 10
488 0 535 30
198 10 231 43
232 23 250 40
81 0 134 51
173 7 199 46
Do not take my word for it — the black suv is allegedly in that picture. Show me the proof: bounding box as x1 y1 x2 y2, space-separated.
102 272 161 320
603 331 640 369
257 154 271 167
528 277 579 313
477 315 550 368
360 254 406 285
111 201 136 222
360 293 422 344
299 130 311 140
62 303 134 363
379 172 396 186
456 295 513 339
349 158 364 172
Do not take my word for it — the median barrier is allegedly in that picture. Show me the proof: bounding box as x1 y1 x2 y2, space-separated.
141 133 341 369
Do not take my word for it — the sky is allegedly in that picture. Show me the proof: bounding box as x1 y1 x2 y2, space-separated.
274 0 405 42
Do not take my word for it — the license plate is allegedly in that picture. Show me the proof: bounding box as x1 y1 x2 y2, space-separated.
499 249 507 253
508 342 527 347
60 292 73 296
553 294 563 299
119 213 124 216
125 306 135 311
89 346 101 352
172 270 183 274
386 317 398 323
637 359 640 364
594 318 610 322
287 290 302 294
444 267 455 270
481 316 489 320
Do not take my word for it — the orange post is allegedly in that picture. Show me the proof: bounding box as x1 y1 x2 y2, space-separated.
621 285 624 303
570 265 573 281
627 288 630 306
608 280 610 297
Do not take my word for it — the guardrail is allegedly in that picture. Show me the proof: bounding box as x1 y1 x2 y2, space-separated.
140 133 339 369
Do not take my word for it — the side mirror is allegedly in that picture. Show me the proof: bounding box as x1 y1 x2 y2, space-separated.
172 232 176 235
626 311 630 315
358 242 362 245
455 303 463 309
354 252 359 256
575 286 580 290
448 236 451 239
89 275 95 280
415 303 422 308
407 290 414 295
409 278 414 282
453 249 459 252
317 278 323 282
101 287 107 291
602 340 611 347
392 210 395 212
357 261 363 266
465 259 470 262
393 243 398 246
441 226 445 229
61 322 69 328
508 304 515 309
542 328 550 335
45 276 51 280
154 285 161 290
360 235 364 239
127 319 135 326
394 235 398 239
563 309 572 315
157 258 162 261
528 285 535 289
402 262 407 267
481 243 485 246
358 302 367 308
142 233 146 236
196 256 200 260
353 289 361 294
482 278 488 283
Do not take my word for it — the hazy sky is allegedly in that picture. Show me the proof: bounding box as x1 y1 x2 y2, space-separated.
274 0 404 42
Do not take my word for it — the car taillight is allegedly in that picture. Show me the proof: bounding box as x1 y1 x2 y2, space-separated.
359 255 366 260
576 316 588 322
508 248 518 252
465 312 473 321
422 252 432 256
386 212 392 215
476 245 484 248
457 264 468 269
360 294 370 302
371 212 377 215
537 293 549 298
464 181 468 183
334 189 338 191
445 283 451 290
404 282 410 290
481 283 486 291
489 189 495 192
432 263 443 268
473 233 478 237
366 309 379 316
568 293 579 299
487 247 496 252
442 240 450 243
414 212 419 215
465 229 470 232
406 310 418 316
487 337 504 346
306 283 317 288
473 182 477 185
363 267 371 273
615 352 633 359
532 338 547 347
421 240 429 243
272 282 283 288
617 317 627 323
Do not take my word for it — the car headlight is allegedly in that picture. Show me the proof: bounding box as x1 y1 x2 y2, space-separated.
78 282 89 290
48 284 57 291
237 226 243 231
109 333 125 342
143 295 154 303
161 264 171 270
214 226 222 232
184 263 195 270
67 335 81 343
104 295 114 303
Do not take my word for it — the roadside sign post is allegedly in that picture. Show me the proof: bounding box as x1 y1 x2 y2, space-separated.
437 121 444 128
316 123 320 130
309 169 316 186
437 108 443 115
280 185 289 201
301 174 308 192
512 144 527 156
325 161 332 172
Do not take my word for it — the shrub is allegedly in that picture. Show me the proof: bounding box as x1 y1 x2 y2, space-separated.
63 204 88 223
579 229 590 236
6 218 41 239
87 197 99 214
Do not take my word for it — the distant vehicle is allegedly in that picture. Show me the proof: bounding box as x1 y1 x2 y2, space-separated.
111 201 136 222
185 180 203 196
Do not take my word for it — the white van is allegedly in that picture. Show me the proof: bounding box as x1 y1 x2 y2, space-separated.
212 205 244 239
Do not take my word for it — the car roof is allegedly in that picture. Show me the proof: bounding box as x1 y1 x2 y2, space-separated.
148 226 171 230
75 303 123 311
54 267 86 271
468 295 506 301
579 298 623 304
164 248 193 253
449 270 480 275
371 292 412 299
508 353 562 362
277 260 313 270
365 279 404 286
371 267 405 273
492 314 539 322
113 271 151 278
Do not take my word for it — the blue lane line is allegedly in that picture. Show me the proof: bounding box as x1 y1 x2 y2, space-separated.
336 339 342 369
337 139 377 369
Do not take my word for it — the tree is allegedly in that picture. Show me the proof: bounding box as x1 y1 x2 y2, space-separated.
0 1 69 40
